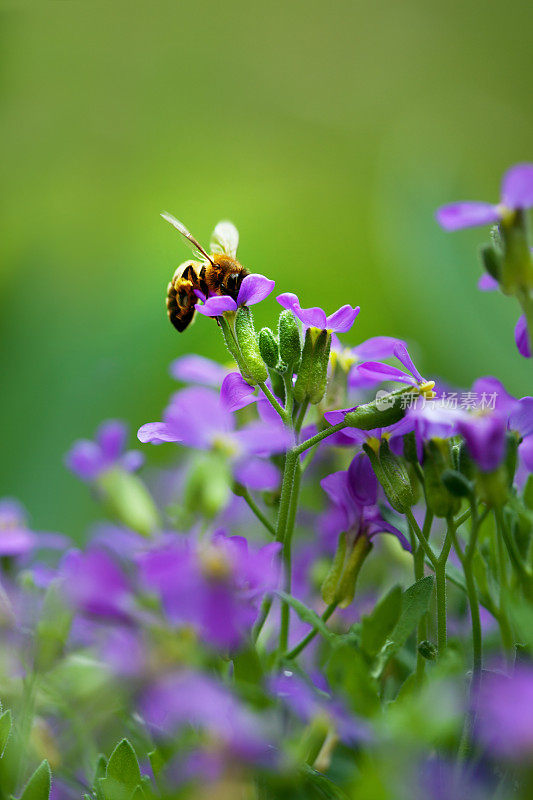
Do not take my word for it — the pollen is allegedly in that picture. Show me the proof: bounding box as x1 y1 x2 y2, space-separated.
199 545 233 580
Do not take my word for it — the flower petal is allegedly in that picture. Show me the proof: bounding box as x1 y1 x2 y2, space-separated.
326 304 360 333
233 457 280 491
137 422 182 445
96 420 128 461
509 397 533 439
276 293 327 329
356 361 417 386
478 274 499 291
237 274 275 306
501 163 533 209
196 295 237 317
353 336 408 361
221 372 257 412
169 355 228 386
393 344 424 383
65 441 104 481
435 202 500 231
515 315 531 358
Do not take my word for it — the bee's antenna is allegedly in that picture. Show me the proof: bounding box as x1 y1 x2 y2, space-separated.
161 212 214 265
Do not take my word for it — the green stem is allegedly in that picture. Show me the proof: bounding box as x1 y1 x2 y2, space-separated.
435 522 453 657
405 508 438 567
279 458 302 653
414 511 433 681
494 506 533 593
493 509 514 652
240 487 276 537
283 373 294 421
294 400 310 435
294 421 347 455
285 603 338 659
259 382 288 423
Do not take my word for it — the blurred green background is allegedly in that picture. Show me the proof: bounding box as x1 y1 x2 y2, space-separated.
1 0 531 537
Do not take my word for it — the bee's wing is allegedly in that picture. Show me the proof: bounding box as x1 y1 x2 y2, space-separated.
161 212 214 264
210 221 239 258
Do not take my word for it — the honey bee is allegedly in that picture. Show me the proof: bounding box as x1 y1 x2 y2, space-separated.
162 213 250 333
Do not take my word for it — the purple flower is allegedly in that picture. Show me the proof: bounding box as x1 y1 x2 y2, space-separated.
269 671 371 746
515 315 531 358
277 292 360 333
0 499 68 558
220 372 258 412
141 671 273 763
169 354 228 386
355 343 431 390
138 386 289 491
139 532 281 650
320 454 410 551
436 163 533 230
195 273 275 317
66 420 144 482
60 547 132 620
457 413 508 473
476 666 533 759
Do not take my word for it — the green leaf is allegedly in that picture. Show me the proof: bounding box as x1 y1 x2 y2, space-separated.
18 760 51 800
0 709 12 758
360 585 402 657
98 740 141 800
277 592 338 644
388 576 434 654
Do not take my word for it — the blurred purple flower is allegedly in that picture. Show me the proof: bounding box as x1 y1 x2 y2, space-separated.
269 671 372 746
220 372 258 412
277 292 360 333
477 666 533 759
66 420 144 482
320 454 410 551
169 354 228 386
139 532 281 649
138 386 289 491
195 273 275 317
0 498 68 558
436 163 533 230
515 315 531 358
60 547 132 620
457 413 508 473
141 671 273 764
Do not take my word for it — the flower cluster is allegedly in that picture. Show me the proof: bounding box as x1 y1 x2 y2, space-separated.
0 192 532 800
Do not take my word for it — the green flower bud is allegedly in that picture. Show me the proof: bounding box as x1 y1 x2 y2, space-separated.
321 532 347 604
423 439 461 518
458 440 475 481
418 640 437 661
294 328 331 405
500 209 533 294
183 453 232 519
268 368 286 404
343 387 413 431
278 310 302 368
441 468 473 498
363 438 414 514
336 536 372 608
97 468 160 537
479 243 502 283
403 431 419 465
258 327 279 370
234 307 268 385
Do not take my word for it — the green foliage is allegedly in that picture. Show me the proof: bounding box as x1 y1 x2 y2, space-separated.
97 739 147 800
14 761 51 800
0 710 12 759
360 585 402 658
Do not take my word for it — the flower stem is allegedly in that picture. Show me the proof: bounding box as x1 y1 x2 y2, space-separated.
294 421 348 455
279 457 302 653
405 508 438 567
285 602 338 659
435 521 453 657
239 487 276 537
259 382 288 423
412 510 433 681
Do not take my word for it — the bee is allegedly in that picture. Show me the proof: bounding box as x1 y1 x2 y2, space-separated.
162 213 250 333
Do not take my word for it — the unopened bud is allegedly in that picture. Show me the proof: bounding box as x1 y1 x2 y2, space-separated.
258 327 279 370
343 388 412 431
441 469 473 498
479 243 502 283
97 469 160 537
278 310 302 369
321 532 347 604
500 209 533 294
363 438 414 514
234 307 268 384
294 328 331 405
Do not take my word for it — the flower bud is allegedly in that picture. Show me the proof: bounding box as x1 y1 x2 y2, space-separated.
403 431 419 465
97 468 160 537
422 439 461 518
343 388 412 431
336 535 372 608
418 640 437 661
183 453 232 519
457 440 475 481
441 469 473 498
294 328 331 405
234 307 268 385
321 532 347 604
278 309 302 368
258 327 280 370
363 438 414 514
479 243 502 283
500 209 533 294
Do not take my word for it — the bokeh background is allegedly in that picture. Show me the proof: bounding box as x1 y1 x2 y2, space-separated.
1 0 531 537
